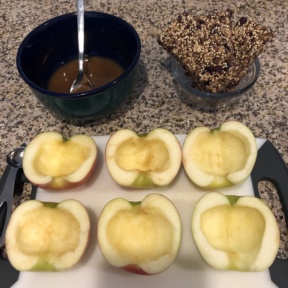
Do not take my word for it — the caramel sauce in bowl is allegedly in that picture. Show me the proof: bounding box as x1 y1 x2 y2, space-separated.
48 56 125 94
16 12 141 120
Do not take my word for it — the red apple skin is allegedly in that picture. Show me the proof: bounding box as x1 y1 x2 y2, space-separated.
29 157 97 190
99 247 151 275
103 258 167 276
100 245 175 276
98 194 182 276
123 264 149 275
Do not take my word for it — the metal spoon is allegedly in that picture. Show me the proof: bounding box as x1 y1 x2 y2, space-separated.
0 146 25 245
70 0 93 93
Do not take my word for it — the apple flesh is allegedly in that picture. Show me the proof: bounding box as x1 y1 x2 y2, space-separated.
192 192 280 271
105 128 182 188
97 193 182 275
5 199 90 271
23 132 97 189
182 121 258 188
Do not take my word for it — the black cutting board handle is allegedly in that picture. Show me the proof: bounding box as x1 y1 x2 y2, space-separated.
251 140 288 288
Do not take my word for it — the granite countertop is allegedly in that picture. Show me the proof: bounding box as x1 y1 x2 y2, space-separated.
0 0 287 257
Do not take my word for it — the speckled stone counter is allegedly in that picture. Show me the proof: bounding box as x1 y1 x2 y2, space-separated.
0 0 287 257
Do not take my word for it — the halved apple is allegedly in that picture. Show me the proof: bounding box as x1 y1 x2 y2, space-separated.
23 132 97 189
105 128 182 188
5 199 90 271
97 193 182 275
192 192 280 271
182 121 258 188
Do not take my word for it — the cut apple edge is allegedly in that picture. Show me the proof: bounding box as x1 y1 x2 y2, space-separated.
192 192 280 271
191 193 231 269
23 132 97 186
221 121 258 184
233 196 280 271
5 201 43 270
146 129 182 185
105 130 141 186
182 122 258 187
105 129 182 187
53 200 90 270
97 194 182 274
5 199 90 271
182 127 215 187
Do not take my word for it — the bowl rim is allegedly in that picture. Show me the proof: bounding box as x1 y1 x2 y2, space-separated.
16 11 141 99
172 58 260 99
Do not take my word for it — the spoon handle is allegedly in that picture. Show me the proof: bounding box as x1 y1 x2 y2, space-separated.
77 0 85 75
0 165 19 245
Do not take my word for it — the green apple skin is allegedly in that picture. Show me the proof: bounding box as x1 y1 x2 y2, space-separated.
5 199 90 272
131 173 155 188
182 121 258 189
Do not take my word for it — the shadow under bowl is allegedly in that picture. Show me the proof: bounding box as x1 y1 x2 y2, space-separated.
172 58 260 111
16 12 141 121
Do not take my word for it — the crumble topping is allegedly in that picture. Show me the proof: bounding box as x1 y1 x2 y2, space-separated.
158 10 273 93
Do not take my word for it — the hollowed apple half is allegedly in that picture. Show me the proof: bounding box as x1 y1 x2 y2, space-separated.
23 132 97 189
192 192 280 271
182 121 258 188
105 128 182 188
97 194 182 275
5 199 90 271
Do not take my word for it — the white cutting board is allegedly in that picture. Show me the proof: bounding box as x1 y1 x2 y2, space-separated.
12 136 276 288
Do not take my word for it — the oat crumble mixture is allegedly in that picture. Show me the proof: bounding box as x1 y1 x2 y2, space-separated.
158 9 273 93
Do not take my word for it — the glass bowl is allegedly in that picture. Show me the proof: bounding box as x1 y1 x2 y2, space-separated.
172 58 260 111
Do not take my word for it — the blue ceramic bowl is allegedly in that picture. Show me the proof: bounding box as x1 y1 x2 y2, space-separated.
17 12 141 121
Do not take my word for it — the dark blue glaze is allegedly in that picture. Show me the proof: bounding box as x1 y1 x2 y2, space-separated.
16 12 141 120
